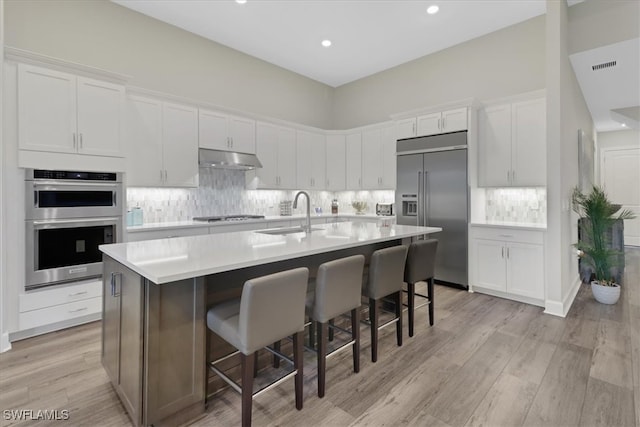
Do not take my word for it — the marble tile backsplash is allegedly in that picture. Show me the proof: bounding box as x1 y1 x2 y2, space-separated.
127 168 395 223
485 188 547 224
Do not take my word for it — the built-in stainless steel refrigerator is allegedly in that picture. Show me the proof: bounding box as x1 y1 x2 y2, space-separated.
396 131 468 288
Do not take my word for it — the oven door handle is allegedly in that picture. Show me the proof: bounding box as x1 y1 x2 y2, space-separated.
32 217 121 228
32 181 119 188
110 272 122 297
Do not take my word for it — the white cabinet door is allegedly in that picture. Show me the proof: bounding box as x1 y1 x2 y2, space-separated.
18 63 77 154
127 96 163 186
296 130 314 188
362 129 383 189
511 98 546 186
442 107 468 133
381 126 397 189
76 77 124 157
162 102 198 187
229 116 256 154
198 109 229 151
416 112 441 137
346 132 362 190
277 127 297 189
325 135 346 191
310 133 326 189
506 242 544 299
396 118 416 140
473 239 506 292
478 104 512 187
256 122 279 188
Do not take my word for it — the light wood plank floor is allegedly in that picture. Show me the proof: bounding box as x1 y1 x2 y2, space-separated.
1 248 638 427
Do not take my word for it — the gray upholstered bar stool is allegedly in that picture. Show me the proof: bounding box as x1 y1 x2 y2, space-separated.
362 245 408 363
404 239 438 337
206 267 309 427
306 254 365 398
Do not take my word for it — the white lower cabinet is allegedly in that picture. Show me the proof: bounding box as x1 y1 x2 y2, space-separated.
470 226 545 304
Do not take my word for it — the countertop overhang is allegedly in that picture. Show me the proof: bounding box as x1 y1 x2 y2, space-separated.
100 222 441 284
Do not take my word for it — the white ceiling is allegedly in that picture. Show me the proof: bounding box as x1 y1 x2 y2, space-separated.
570 38 640 132
113 0 547 88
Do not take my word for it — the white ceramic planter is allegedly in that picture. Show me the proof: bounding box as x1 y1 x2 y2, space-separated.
591 281 621 304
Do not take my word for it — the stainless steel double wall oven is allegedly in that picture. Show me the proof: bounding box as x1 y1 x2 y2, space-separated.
25 169 123 289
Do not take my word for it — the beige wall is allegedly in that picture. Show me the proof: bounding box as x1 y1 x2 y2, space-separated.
4 0 334 129
546 0 594 314
332 15 546 129
568 0 640 54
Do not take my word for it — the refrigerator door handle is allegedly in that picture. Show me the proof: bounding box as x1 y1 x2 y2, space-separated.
424 171 429 227
417 171 422 226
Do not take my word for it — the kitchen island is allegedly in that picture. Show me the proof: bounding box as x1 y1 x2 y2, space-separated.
99 222 441 427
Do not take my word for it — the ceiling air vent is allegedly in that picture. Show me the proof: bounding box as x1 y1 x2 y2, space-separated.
592 60 617 71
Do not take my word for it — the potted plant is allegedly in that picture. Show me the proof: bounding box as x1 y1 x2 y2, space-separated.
571 186 635 304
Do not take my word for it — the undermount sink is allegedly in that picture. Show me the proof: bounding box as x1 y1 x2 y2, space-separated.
255 226 324 236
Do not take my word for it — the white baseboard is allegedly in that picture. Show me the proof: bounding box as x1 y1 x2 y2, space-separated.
0 332 11 353
9 313 101 342
544 276 581 317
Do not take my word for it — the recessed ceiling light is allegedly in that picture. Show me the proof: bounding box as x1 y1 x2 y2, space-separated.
427 5 439 14
321 39 332 48
622 123 628 127
236 0 247 4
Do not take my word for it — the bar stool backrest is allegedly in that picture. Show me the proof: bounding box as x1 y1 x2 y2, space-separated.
239 267 309 355
313 255 365 323
365 246 408 300
405 239 438 284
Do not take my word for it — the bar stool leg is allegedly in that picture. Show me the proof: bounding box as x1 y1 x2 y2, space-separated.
407 282 415 337
395 291 403 347
254 352 259 378
272 341 281 368
351 307 360 373
428 278 434 326
317 321 328 397
328 319 335 342
293 331 304 410
369 298 378 363
241 353 255 427
309 319 316 349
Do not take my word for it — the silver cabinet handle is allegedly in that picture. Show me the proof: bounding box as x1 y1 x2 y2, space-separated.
164 170 168 182
68 291 88 297
79 133 83 149
417 171 422 226
110 272 122 297
437 118 441 130
507 170 510 183
326 179 330 187
412 122 416 135
502 247 505 258
499 234 514 238
507 247 510 259
230 137 234 148
512 170 516 183
69 307 88 314
442 117 446 130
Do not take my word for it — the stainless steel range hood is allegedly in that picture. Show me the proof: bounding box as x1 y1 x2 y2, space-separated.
198 148 262 170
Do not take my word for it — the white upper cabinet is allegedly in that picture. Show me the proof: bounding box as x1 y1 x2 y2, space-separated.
255 122 296 189
382 126 397 189
478 97 546 187
199 109 256 154
362 129 383 189
296 130 326 189
18 63 124 157
345 132 363 190
396 107 468 140
325 135 346 191
126 95 198 187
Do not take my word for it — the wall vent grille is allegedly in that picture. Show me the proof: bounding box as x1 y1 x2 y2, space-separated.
592 61 617 71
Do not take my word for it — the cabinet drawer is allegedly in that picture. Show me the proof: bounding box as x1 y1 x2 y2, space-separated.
19 280 102 313
470 226 543 245
19 296 102 330
126 226 208 242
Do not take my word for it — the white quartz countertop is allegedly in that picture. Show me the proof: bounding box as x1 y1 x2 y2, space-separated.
470 221 547 231
126 213 391 232
101 222 440 284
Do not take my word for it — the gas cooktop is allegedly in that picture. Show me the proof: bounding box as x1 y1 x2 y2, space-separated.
193 215 265 222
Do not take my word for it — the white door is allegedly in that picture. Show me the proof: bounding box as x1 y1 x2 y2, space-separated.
277 127 297 189
395 118 416 140
361 129 383 189
126 96 163 186
442 108 468 133
602 147 640 246
506 242 544 299
229 116 256 154
473 239 506 292
199 109 229 151
381 126 397 189
296 130 313 188
511 98 546 186
18 64 77 154
256 122 279 188
416 112 441 137
310 133 326 189
162 102 198 187
346 133 362 189
478 104 512 187
325 135 346 191
76 77 124 157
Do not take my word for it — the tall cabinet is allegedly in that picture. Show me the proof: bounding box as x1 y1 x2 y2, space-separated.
253 122 297 189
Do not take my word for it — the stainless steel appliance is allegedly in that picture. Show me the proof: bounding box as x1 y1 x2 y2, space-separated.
396 131 468 288
376 202 394 216
25 169 123 289
193 214 265 222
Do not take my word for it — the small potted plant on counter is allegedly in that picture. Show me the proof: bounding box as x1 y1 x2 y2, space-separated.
572 185 635 304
